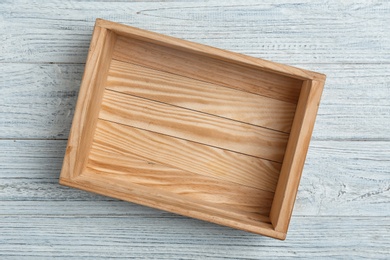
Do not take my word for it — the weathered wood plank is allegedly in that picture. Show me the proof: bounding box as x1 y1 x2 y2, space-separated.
298 140 390 216
0 1 389 63
0 178 103 201
0 215 388 258
0 201 160 216
0 63 82 139
100 90 289 161
1 63 388 140
0 140 67 179
107 60 297 132
0 140 388 216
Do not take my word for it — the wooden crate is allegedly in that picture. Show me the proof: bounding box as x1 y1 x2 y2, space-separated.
59 19 326 240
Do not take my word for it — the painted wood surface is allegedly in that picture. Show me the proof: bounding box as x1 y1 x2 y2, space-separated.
1 1 389 64
0 215 388 259
0 0 389 258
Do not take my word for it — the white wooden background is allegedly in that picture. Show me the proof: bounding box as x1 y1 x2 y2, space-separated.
1 0 389 258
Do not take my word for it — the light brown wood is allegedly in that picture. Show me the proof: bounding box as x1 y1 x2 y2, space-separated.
113 36 303 104
270 80 325 232
61 173 286 239
88 139 275 216
59 19 325 239
107 60 297 133
93 119 281 192
100 89 289 162
60 25 116 179
96 19 326 82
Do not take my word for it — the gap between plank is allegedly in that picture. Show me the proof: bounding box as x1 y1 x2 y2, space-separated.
89 130 279 194
104 88 291 135
98 117 283 165
110 58 299 105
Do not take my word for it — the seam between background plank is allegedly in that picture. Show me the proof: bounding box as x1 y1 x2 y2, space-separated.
0 213 387 218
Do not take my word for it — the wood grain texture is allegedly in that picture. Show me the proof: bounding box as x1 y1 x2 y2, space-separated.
100 89 289 162
1 139 389 256
107 60 297 132
0 63 82 139
85 20 323 236
99 19 324 82
1 1 389 64
1 63 388 140
1 0 390 257
60 26 116 179
1 140 388 215
93 120 280 192
11 18 322 238
65 171 282 239
58 21 307 237
0 216 388 259
271 80 324 232
87 140 275 216
113 36 303 103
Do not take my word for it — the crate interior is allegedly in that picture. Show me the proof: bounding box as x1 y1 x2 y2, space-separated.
85 33 304 226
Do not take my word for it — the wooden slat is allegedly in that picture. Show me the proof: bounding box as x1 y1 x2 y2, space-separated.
99 19 324 82
2 1 390 65
1 216 388 258
270 80 325 232
66 172 282 239
99 89 289 162
106 60 296 133
112 36 303 103
87 142 274 216
93 120 281 192
59 26 117 180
